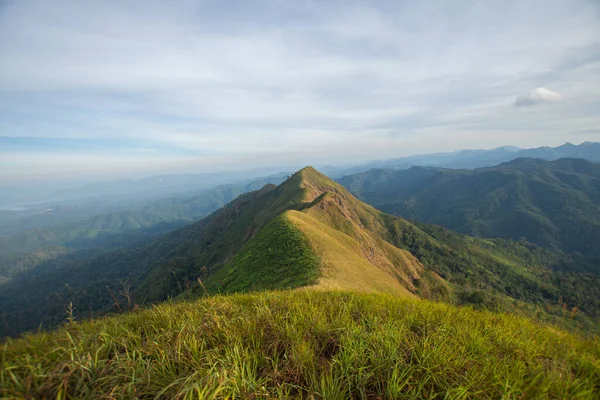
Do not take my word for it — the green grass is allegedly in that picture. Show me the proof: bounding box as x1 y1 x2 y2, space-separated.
2 291 599 399
206 214 322 292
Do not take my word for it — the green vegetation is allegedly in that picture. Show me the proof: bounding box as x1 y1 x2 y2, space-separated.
0 176 284 283
2 291 598 399
390 222 600 332
339 158 600 268
0 182 293 336
207 214 322 292
3 166 600 397
2 166 600 338
0 246 68 281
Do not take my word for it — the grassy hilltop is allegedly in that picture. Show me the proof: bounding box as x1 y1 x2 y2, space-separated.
2 291 599 399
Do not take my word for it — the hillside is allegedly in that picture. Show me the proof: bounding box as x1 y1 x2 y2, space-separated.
2 166 599 338
339 158 600 268
0 175 285 283
2 291 599 399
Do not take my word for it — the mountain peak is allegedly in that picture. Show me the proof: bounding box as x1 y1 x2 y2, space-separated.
581 141 599 147
277 166 348 204
298 165 317 173
494 145 521 152
558 142 575 148
296 166 328 181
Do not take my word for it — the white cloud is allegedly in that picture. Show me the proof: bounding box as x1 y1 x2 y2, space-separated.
515 87 563 108
0 0 600 181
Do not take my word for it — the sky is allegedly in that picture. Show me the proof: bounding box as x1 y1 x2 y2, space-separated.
1 0 600 183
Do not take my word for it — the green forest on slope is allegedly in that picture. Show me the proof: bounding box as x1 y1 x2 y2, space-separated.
0 176 284 284
338 158 600 269
2 167 599 338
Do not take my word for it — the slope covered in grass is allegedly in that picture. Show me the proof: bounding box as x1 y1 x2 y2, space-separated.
2 291 598 399
206 213 322 292
287 210 419 296
3 166 600 337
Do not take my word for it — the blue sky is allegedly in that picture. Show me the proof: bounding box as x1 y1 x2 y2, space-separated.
1 0 599 182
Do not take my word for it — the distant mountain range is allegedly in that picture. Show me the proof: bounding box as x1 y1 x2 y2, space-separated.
3 142 598 211
2 167 598 337
323 141 600 177
338 157 600 269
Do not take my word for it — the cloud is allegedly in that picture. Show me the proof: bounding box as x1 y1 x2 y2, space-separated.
515 87 563 108
0 0 599 181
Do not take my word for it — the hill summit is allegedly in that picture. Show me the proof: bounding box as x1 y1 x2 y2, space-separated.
199 166 447 297
130 165 599 329
2 166 600 337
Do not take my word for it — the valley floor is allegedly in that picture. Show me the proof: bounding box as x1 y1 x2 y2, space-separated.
2 291 599 399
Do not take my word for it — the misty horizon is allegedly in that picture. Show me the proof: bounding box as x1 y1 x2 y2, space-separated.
0 140 592 186
1 0 599 183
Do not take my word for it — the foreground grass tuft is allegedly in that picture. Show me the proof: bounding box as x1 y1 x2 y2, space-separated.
2 291 599 399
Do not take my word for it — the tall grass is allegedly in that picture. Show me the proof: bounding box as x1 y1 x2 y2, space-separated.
2 290 599 399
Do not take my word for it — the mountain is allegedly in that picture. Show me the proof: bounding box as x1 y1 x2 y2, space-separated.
0 175 286 283
2 166 599 337
322 141 600 177
518 142 600 161
338 158 600 267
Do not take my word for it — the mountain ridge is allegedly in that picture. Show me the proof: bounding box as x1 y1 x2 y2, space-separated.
322 141 600 177
338 157 600 267
2 165 600 338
